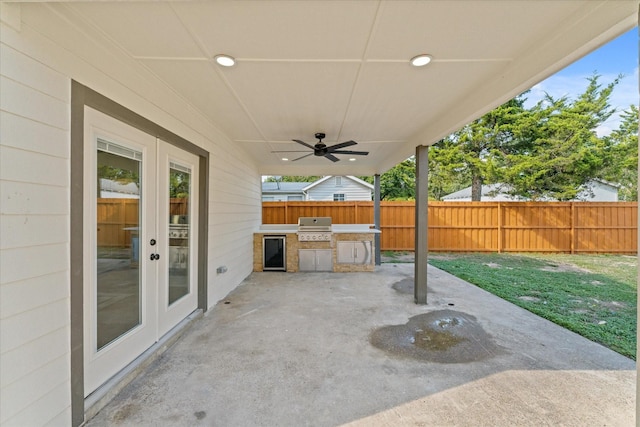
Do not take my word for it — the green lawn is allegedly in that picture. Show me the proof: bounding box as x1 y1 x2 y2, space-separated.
424 253 637 359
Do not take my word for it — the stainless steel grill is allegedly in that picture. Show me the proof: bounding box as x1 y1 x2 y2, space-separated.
169 221 189 269
297 217 332 241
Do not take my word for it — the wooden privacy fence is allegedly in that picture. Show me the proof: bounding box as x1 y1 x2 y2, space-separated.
262 201 638 254
97 198 188 247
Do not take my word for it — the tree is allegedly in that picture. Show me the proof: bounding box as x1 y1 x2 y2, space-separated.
493 74 620 200
359 159 417 200
265 175 320 182
379 158 416 200
170 170 190 198
428 138 470 200
599 104 638 200
433 96 527 200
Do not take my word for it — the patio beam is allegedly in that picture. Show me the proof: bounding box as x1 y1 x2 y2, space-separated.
414 145 428 304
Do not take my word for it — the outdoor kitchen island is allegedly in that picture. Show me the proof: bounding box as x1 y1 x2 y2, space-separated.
253 217 379 273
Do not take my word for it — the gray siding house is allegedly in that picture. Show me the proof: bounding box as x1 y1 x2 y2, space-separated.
262 176 373 201
442 180 619 202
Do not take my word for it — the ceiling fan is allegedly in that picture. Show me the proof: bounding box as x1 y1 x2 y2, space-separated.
272 133 369 162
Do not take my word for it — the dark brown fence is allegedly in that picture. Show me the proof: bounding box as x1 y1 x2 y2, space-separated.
263 201 638 254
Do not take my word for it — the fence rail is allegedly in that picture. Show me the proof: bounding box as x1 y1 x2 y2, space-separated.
97 199 637 253
97 198 188 247
263 201 638 254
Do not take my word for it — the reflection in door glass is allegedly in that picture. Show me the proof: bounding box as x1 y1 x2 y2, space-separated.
168 164 191 305
96 141 142 350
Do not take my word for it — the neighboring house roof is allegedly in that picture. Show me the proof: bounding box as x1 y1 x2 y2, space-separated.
261 182 308 194
442 184 521 201
302 175 374 192
442 180 619 202
99 178 140 198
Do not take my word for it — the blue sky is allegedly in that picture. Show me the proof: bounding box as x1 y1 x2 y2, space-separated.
526 27 638 136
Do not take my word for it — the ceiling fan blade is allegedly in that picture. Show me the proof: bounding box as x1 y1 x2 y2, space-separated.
331 150 369 156
324 153 340 162
292 153 314 162
326 140 357 152
271 150 311 153
292 139 316 150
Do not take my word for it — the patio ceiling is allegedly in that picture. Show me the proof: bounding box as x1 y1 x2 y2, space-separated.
60 1 636 176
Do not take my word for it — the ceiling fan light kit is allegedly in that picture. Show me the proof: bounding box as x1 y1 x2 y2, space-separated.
272 132 369 163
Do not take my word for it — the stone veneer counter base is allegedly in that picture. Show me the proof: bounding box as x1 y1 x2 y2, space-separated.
253 225 379 273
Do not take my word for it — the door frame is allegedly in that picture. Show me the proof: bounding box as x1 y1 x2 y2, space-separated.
70 81 209 426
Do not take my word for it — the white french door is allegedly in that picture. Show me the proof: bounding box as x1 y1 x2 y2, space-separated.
157 141 199 337
83 108 198 395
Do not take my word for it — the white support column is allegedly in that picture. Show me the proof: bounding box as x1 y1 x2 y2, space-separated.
415 145 428 304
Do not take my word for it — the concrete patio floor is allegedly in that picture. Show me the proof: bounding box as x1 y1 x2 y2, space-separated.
85 263 636 426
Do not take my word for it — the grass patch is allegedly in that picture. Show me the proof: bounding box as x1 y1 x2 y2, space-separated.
427 253 637 360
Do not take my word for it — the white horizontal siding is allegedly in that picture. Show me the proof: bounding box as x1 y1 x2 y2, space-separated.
0 354 69 424
1 111 69 158
306 176 372 201
8 381 71 427
0 76 69 130
0 181 68 215
0 326 68 388
1 11 72 426
1 3 262 426
0 145 68 187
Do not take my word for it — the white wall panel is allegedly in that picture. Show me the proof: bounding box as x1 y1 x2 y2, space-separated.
0 355 69 425
0 146 68 187
0 326 68 388
0 112 69 158
0 244 67 285
1 2 261 425
6 381 71 427
0 181 68 215
0 77 69 130
1 9 73 425
0 272 69 320
0 43 69 102
0 298 69 353
0 215 67 250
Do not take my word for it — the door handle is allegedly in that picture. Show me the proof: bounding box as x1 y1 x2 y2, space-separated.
150 253 160 261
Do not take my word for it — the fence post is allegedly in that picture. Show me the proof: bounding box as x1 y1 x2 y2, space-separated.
497 202 502 253
570 202 575 254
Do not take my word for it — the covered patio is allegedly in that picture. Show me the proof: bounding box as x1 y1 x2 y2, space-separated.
1 2 637 426
85 263 635 426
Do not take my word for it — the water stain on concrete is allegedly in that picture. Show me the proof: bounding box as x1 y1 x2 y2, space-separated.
370 310 502 363
391 277 435 295
111 403 140 423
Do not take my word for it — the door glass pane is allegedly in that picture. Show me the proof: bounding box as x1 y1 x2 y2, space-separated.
96 143 142 350
168 164 191 305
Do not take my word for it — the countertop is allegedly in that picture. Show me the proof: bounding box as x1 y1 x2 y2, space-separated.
257 224 380 234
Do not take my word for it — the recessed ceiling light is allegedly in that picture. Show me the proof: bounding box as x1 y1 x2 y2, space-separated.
410 54 432 67
215 54 235 67
281 158 289 161
349 158 356 162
